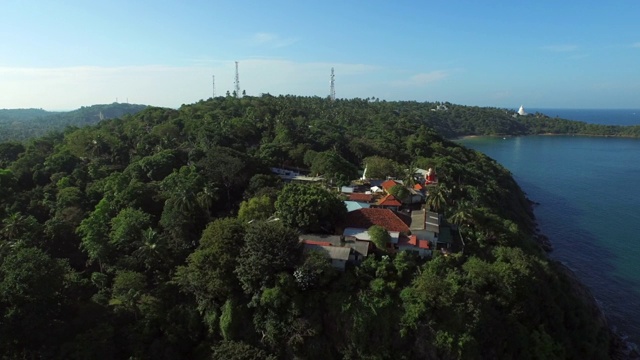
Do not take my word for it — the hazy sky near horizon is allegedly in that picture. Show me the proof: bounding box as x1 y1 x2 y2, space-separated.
2 0 640 110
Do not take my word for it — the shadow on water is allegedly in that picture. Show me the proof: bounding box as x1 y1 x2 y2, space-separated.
517 177 640 345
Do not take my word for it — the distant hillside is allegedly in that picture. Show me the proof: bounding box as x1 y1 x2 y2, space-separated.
0 108 51 122
0 103 148 142
3 101 637 143
407 102 640 138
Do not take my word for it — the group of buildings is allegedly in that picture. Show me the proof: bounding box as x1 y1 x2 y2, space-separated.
272 166 457 271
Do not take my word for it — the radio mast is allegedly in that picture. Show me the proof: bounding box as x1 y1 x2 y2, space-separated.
234 61 241 98
330 67 336 101
212 75 215 98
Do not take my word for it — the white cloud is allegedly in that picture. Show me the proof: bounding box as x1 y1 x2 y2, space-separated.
632 42 640 48
251 32 299 48
392 71 449 87
541 44 579 52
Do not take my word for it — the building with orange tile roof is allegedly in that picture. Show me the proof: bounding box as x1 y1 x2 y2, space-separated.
342 208 410 234
380 179 400 192
348 193 373 203
375 194 402 211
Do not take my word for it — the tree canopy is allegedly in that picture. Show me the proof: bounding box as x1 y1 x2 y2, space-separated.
368 225 391 251
275 183 346 233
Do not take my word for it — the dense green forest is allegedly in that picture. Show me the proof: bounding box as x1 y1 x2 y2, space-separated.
0 95 615 359
4 100 639 143
0 103 147 142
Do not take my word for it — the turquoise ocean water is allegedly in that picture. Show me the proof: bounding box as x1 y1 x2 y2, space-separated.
459 109 640 345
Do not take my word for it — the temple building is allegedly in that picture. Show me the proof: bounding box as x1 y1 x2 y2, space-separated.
517 105 528 116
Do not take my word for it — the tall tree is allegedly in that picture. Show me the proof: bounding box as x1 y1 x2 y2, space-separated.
235 221 300 304
426 184 449 212
198 146 252 211
362 156 402 179
237 195 275 223
368 225 391 251
77 198 114 272
275 183 346 233
388 184 410 202
176 218 245 303
304 150 358 186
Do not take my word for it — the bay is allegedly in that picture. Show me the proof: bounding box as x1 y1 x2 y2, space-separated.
458 133 640 345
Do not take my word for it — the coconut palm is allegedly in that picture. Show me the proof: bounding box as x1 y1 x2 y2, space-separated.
1 212 27 241
426 184 449 212
403 162 419 188
449 199 475 228
132 227 166 271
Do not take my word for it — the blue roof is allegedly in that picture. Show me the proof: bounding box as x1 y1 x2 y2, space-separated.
344 201 371 212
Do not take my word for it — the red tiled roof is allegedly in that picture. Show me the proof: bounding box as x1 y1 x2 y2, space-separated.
376 194 402 207
399 235 430 249
301 240 333 246
349 193 373 202
381 179 399 191
342 208 410 233
418 240 430 249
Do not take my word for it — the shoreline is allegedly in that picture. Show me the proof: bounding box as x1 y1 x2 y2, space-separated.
526 197 639 359
556 261 639 359
453 132 640 141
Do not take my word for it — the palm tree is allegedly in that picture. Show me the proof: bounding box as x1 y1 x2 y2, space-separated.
197 184 218 219
133 228 165 271
169 188 198 213
448 200 474 228
426 184 449 212
403 162 419 188
1 212 29 242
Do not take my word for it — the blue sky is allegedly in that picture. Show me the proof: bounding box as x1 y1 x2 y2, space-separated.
2 0 639 110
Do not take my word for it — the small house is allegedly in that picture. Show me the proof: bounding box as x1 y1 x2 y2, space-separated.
375 194 402 211
342 208 411 235
299 234 371 265
343 227 400 245
344 201 371 212
303 244 350 271
397 234 432 258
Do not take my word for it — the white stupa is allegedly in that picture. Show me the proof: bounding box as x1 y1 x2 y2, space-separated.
517 105 527 116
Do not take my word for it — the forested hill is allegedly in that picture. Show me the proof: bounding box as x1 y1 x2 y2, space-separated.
3 100 638 143
0 103 148 142
393 102 640 138
0 95 615 359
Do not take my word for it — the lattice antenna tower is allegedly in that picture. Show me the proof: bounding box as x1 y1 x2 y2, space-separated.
330 67 336 101
212 75 215 98
234 61 241 98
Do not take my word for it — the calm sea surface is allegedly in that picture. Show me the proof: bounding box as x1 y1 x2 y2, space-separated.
459 110 640 345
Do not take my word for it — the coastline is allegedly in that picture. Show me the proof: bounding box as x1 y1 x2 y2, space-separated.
526 197 638 359
555 261 639 359
453 132 640 141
